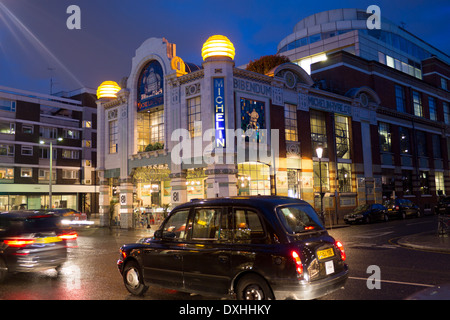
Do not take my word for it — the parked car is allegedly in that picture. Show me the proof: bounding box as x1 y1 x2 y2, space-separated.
39 208 93 227
0 211 77 282
434 196 450 216
344 204 388 224
384 199 421 219
117 196 348 300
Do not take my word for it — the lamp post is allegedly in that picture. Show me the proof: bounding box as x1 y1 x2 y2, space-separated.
316 145 325 222
40 137 63 209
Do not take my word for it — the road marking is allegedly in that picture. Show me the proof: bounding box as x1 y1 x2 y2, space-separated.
353 231 394 239
348 276 435 288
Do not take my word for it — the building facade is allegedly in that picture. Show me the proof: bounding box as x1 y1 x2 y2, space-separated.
0 85 98 213
97 36 382 228
311 51 450 213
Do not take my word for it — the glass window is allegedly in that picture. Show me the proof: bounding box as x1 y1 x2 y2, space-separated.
109 120 118 154
237 162 270 196
20 168 32 178
429 97 437 121
64 129 80 139
441 78 448 91
277 204 324 234
0 168 13 180
62 169 79 179
233 209 265 242
187 96 201 138
415 131 427 157
335 115 350 159
378 122 391 152
191 208 221 240
0 121 15 135
419 171 430 195
40 126 57 139
38 169 56 182
444 102 450 125
435 172 445 196
432 134 442 159
62 150 79 159
284 104 298 141
337 163 352 193
39 147 57 159
308 34 321 44
402 170 413 195
162 209 190 240
399 127 411 154
413 91 423 117
21 146 33 156
22 125 33 134
137 109 165 152
0 144 14 156
310 110 328 158
395 85 405 112
313 161 329 193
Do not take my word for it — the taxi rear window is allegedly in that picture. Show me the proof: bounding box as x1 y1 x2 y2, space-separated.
277 205 324 234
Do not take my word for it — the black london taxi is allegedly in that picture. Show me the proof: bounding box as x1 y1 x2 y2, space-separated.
117 196 348 300
0 211 77 282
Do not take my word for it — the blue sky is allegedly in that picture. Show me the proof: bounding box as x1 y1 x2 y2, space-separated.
0 0 448 94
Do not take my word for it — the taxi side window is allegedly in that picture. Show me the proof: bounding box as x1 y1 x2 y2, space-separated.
233 209 265 243
191 208 221 240
162 209 190 240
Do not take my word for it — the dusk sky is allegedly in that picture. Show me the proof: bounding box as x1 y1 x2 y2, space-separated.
0 0 449 95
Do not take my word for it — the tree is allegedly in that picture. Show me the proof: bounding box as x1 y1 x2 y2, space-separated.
246 54 290 75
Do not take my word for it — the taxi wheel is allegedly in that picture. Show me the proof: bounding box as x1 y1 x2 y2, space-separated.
236 274 273 300
123 261 148 296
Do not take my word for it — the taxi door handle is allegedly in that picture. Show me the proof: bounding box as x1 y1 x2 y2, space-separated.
218 255 229 263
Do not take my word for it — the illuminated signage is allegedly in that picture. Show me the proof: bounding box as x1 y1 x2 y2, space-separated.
214 78 226 148
137 60 164 112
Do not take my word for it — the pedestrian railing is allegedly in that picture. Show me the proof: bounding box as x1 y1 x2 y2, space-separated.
438 214 450 237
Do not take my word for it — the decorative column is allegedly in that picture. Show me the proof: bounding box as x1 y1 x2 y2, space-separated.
98 178 110 226
119 178 134 229
170 171 187 206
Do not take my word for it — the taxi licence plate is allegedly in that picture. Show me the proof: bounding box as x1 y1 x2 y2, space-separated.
317 248 334 260
35 237 61 244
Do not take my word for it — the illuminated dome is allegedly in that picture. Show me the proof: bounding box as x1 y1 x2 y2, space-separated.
97 81 121 99
201 35 235 61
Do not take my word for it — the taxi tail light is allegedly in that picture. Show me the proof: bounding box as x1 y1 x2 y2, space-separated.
58 232 78 240
291 250 303 275
335 241 346 261
4 238 35 248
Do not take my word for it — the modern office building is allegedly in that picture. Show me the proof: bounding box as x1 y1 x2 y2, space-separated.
277 8 450 77
278 8 450 213
97 36 382 228
0 85 98 214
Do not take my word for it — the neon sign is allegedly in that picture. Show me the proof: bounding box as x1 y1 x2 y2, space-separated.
214 78 226 148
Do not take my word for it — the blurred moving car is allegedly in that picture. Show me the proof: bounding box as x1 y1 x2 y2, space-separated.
117 196 348 300
344 204 388 224
40 208 94 227
384 199 421 219
434 196 450 216
0 211 77 282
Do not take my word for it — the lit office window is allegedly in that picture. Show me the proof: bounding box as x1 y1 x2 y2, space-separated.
378 122 391 152
412 91 423 117
187 96 201 138
335 115 350 159
137 109 164 152
310 110 328 158
284 104 298 141
337 163 352 193
435 172 445 196
399 127 411 155
109 120 118 154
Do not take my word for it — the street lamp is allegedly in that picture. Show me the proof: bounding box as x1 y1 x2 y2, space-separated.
316 145 325 222
40 137 63 209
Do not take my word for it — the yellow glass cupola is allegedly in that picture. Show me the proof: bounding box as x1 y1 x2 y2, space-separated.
97 81 121 99
201 35 235 61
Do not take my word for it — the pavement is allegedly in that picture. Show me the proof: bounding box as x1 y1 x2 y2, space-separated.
397 231 450 254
